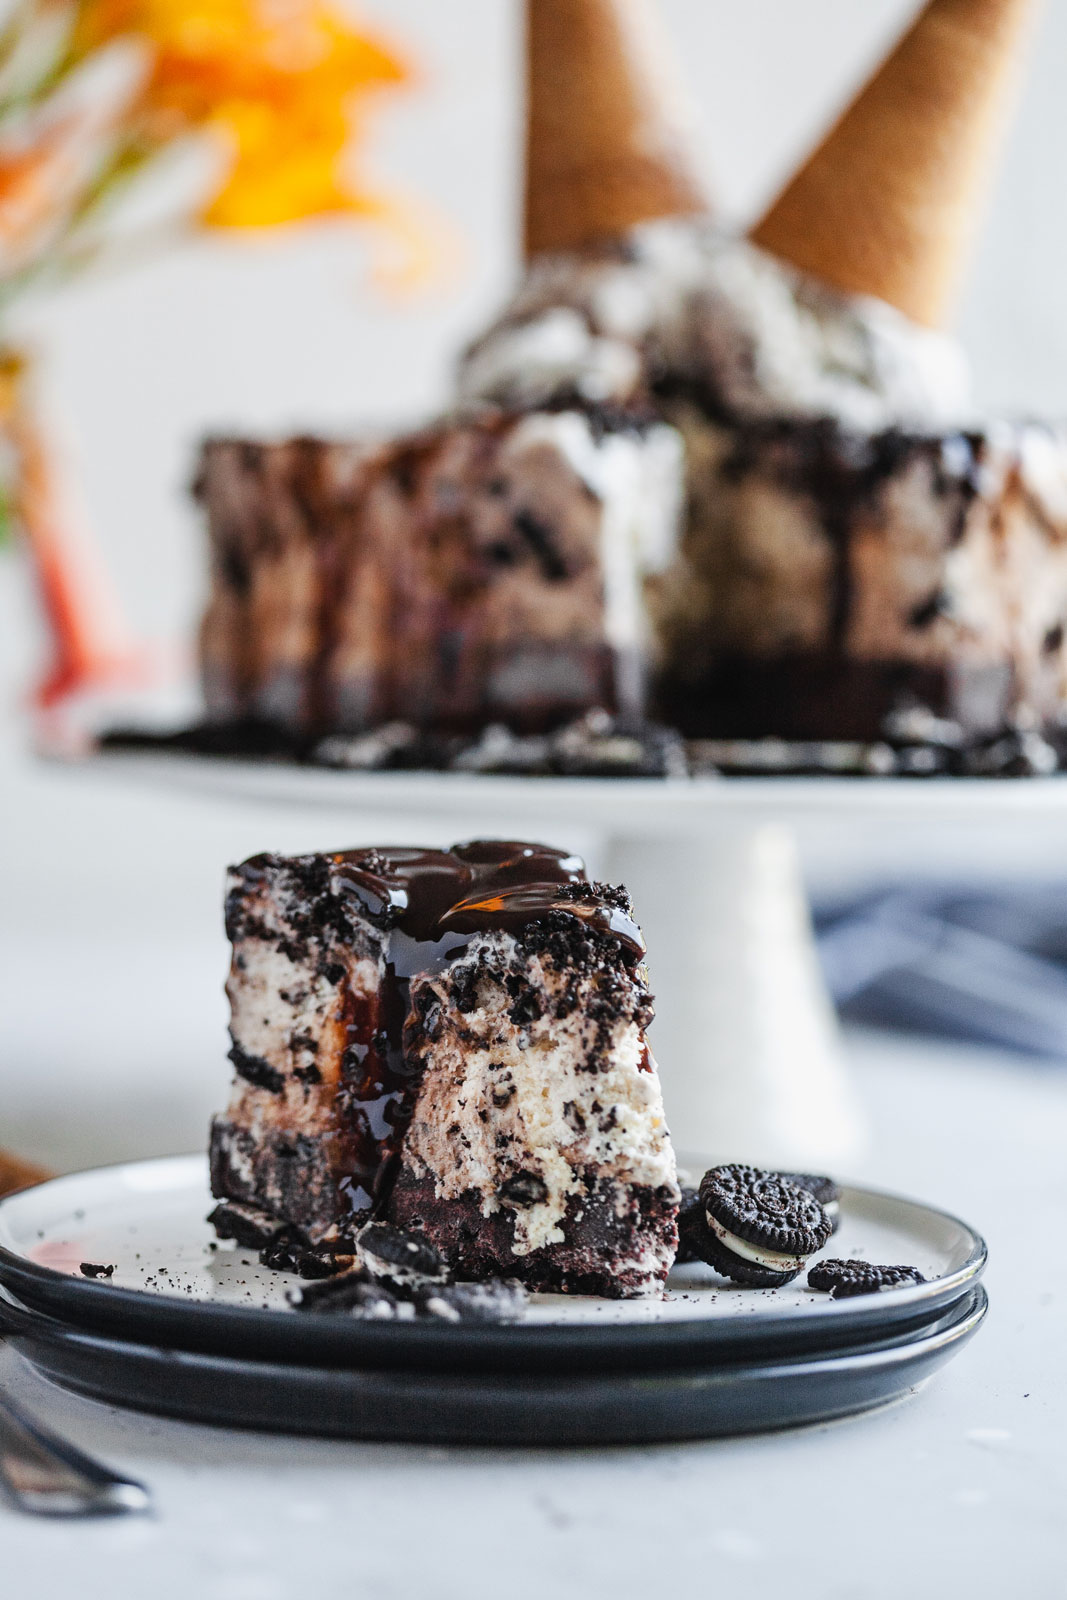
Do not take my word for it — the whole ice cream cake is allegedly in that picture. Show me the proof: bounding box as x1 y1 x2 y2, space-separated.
462 221 1067 746
186 0 1065 762
209 840 680 1297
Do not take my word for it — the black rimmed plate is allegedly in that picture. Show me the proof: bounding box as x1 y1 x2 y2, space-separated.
0 1156 986 1373
0 1285 987 1446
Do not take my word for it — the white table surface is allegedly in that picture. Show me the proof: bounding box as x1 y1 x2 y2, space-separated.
1 698 1066 1596
1 1031 1064 1599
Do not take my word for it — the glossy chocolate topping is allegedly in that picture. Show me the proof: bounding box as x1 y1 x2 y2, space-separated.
328 840 644 960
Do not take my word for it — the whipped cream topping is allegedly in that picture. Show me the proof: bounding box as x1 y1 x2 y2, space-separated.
707 1214 807 1274
460 218 971 434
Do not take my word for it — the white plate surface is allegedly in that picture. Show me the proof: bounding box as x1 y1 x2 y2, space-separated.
0 1155 983 1328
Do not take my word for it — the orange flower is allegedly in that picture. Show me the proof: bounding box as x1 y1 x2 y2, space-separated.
201 97 370 227
0 132 79 260
71 1 410 226
0 0 427 701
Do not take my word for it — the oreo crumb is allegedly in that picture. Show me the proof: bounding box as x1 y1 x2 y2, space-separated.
498 1171 549 1207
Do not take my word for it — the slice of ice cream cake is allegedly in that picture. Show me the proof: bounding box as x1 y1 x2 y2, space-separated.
210 840 679 1297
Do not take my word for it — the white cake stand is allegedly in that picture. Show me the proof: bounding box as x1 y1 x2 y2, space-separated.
89 751 1067 1173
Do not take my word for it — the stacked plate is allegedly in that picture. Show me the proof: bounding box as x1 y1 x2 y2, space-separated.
0 1155 987 1445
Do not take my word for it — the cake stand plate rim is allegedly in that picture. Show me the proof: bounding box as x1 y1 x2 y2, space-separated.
71 747 1067 827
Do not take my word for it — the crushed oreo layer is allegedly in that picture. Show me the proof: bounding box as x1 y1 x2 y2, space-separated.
100 703 1067 779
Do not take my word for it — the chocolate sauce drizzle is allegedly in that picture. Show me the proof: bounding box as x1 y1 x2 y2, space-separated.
298 841 644 1216
719 419 987 653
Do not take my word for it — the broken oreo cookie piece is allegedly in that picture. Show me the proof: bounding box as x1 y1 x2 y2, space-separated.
356 1222 449 1288
698 1164 832 1287
291 1271 410 1319
414 1279 527 1324
290 1222 527 1324
207 1199 286 1252
291 1266 527 1324
807 1259 927 1298
260 1227 352 1279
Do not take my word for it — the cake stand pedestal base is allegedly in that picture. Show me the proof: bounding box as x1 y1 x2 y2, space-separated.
606 824 865 1170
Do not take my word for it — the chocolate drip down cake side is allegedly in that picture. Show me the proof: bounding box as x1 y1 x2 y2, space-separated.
209 840 681 1298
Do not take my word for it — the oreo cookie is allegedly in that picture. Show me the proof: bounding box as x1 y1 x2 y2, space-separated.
698 1164 832 1287
780 1172 841 1234
674 1186 706 1265
291 1224 528 1324
807 1259 926 1298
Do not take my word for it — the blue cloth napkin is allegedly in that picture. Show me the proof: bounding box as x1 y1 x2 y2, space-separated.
814 887 1067 1060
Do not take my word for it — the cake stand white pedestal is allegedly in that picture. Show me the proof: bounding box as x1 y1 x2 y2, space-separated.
88 755 1067 1172
605 824 852 1169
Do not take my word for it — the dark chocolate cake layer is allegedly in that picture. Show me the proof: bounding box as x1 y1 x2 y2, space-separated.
659 657 1016 743
210 841 679 1296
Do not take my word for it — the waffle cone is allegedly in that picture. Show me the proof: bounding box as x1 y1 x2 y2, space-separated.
750 0 1041 326
524 0 709 258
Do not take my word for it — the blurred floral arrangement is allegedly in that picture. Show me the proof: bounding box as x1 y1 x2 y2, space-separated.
0 0 416 710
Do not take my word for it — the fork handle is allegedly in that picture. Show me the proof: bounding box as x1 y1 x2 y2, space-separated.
0 1298 152 1516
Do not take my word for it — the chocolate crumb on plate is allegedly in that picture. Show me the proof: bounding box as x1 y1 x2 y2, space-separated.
79 1262 116 1279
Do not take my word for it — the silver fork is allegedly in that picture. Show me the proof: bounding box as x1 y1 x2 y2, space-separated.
0 1387 152 1516
0 1296 152 1517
